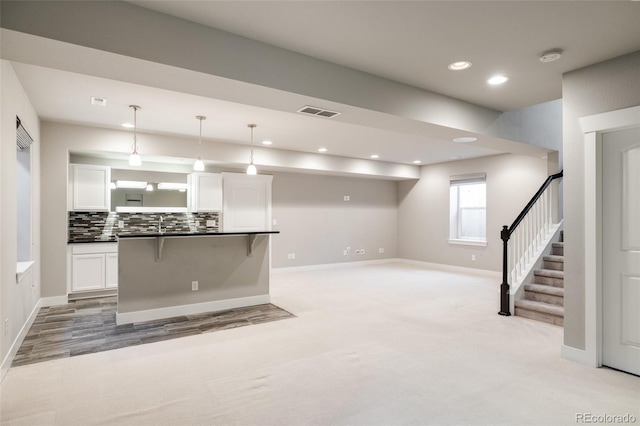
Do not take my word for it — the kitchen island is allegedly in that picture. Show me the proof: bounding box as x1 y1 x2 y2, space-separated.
116 231 279 325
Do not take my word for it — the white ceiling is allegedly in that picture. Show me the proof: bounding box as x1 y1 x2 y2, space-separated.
127 0 640 112
8 1 640 170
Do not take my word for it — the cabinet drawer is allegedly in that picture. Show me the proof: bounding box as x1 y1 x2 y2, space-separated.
71 243 118 255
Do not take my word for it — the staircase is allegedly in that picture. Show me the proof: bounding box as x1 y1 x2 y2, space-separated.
514 236 564 326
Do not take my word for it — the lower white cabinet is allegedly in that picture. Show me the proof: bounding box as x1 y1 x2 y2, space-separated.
69 243 118 292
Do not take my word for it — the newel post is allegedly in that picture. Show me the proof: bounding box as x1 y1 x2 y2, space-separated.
499 225 511 316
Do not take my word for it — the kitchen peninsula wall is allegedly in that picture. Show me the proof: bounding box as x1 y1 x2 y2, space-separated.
68 211 220 243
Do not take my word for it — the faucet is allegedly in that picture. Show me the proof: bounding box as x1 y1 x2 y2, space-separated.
158 216 164 234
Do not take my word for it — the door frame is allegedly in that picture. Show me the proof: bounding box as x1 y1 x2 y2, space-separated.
573 105 640 368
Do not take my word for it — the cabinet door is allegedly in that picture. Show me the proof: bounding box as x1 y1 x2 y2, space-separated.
188 173 222 212
72 254 106 291
105 253 118 289
70 164 111 211
222 173 272 232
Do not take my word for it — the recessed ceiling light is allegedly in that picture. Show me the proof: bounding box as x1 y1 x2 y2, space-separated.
453 136 477 143
487 75 509 85
539 49 563 63
370 154 379 159
262 140 273 145
448 61 472 71
318 147 328 153
121 123 134 128
413 160 422 164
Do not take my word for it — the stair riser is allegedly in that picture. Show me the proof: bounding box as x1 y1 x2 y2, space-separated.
515 308 564 326
524 290 564 306
534 276 564 287
552 246 564 256
543 261 564 271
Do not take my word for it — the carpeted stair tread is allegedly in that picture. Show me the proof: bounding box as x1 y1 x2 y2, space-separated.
534 269 564 279
552 242 564 248
515 299 564 317
543 255 564 263
524 283 564 297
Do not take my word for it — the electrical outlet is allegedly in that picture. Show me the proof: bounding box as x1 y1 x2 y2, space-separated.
346 247 351 254
379 248 385 254
118 220 124 228
344 195 350 201
191 281 198 291
361 249 366 255
343 250 349 256
272 219 277 226
355 249 361 254
288 253 296 260
471 255 476 261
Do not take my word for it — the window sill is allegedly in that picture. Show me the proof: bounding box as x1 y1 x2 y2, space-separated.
448 239 487 247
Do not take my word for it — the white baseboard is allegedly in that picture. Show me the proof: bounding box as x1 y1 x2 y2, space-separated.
116 294 271 325
272 258 396 273
561 344 599 367
395 258 501 279
0 298 43 383
272 258 501 279
40 295 69 307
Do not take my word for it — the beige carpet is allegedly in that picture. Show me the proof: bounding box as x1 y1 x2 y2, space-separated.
1 262 638 425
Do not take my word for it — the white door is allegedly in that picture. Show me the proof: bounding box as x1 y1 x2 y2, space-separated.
602 126 640 376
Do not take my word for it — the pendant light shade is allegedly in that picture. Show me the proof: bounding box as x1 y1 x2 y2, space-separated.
194 115 206 171
247 123 257 175
128 105 142 166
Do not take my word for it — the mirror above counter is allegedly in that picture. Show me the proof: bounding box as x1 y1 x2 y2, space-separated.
110 169 188 212
69 151 204 213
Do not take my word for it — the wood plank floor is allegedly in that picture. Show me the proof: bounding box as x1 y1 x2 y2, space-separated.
12 296 294 368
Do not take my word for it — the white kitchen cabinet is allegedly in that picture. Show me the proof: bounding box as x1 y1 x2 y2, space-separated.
105 253 119 289
188 172 222 212
69 243 118 292
222 172 272 232
69 164 111 211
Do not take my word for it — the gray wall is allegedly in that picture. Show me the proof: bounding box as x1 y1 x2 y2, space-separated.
397 154 548 272
562 50 640 350
0 60 41 372
271 172 398 268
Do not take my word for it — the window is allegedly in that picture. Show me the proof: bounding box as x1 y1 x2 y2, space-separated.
449 174 486 246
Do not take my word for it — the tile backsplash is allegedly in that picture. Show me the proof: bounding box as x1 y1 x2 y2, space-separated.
68 211 220 242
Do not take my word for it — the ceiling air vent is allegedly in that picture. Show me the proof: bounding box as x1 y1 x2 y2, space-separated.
297 106 341 119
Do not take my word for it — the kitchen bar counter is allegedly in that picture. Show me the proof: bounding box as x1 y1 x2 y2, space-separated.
116 231 277 325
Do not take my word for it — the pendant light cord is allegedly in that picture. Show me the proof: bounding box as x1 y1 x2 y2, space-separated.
131 105 140 154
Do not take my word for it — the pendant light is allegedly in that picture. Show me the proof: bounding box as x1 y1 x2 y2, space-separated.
128 105 142 166
193 115 206 172
246 123 257 175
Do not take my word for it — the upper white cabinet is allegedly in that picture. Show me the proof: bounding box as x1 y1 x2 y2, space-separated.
188 172 222 212
69 164 111 211
222 172 272 232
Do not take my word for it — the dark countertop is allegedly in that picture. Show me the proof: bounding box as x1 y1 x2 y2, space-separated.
117 231 280 239
68 231 279 244
68 237 118 244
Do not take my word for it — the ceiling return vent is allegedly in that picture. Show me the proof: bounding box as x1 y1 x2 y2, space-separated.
297 106 341 119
